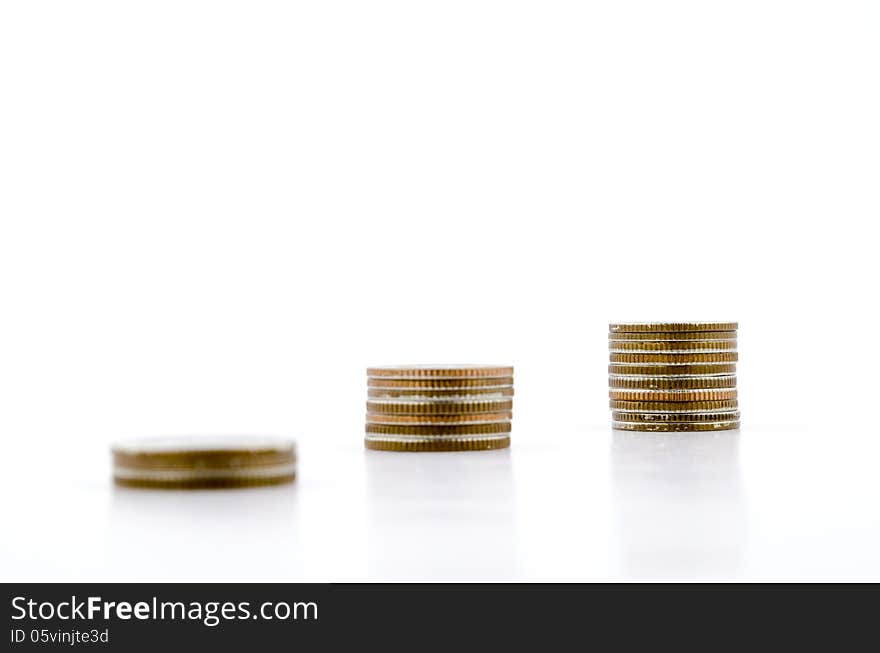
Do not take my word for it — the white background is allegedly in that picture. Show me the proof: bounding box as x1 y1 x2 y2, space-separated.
1 1 878 581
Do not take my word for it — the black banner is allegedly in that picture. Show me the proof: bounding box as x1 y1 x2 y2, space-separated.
3 584 877 649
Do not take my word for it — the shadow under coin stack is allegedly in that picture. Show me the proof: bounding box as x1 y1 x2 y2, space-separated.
365 365 514 451
608 322 740 432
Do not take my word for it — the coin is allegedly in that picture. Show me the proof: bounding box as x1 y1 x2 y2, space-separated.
112 436 297 489
365 422 512 436
608 363 737 376
367 377 514 389
612 411 741 423
367 387 514 400
609 376 737 390
366 399 513 415
612 421 740 432
609 352 739 364
367 365 514 379
609 389 738 401
609 330 738 341
609 322 738 333
609 340 737 352
366 411 512 425
364 436 510 452
610 399 739 412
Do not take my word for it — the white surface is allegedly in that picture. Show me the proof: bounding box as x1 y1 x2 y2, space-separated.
1 2 879 581
2 425 880 582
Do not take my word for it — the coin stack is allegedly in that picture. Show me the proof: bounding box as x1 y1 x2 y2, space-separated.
608 322 740 432
365 365 514 451
112 436 297 489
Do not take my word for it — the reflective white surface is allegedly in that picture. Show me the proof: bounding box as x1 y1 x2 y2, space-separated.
2 0 880 583
3 423 879 582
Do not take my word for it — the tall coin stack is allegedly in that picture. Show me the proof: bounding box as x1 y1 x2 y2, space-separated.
365 365 514 451
608 322 740 432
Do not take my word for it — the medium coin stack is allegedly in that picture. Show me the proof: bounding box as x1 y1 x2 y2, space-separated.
609 322 740 432
365 365 514 451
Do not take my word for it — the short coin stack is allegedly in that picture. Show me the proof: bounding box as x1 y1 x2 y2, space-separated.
112 436 297 489
365 365 514 451
608 322 740 432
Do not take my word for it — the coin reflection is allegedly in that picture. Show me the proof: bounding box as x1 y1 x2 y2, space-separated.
611 430 747 578
364 449 517 580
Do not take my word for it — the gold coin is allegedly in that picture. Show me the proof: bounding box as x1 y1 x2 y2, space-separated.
114 474 297 489
365 436 510 452
368 377 514 389
366 399 513 415
610 399 738 412
609 376 737 390
610 352 738 364
365 422 512 436
112 437 296 469
366 411 512 425
367 387 514 399
609 363 737 376
612 411 741 423
609 340 737 352
112 436 297 490
609 322 737 333
612 421 740 432
367 365 514 379
609 331 738 341
609 389 738 401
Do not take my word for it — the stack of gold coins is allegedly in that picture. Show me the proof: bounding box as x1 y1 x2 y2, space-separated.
365 365 514 451
112 436 297 489
609 322 740 432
